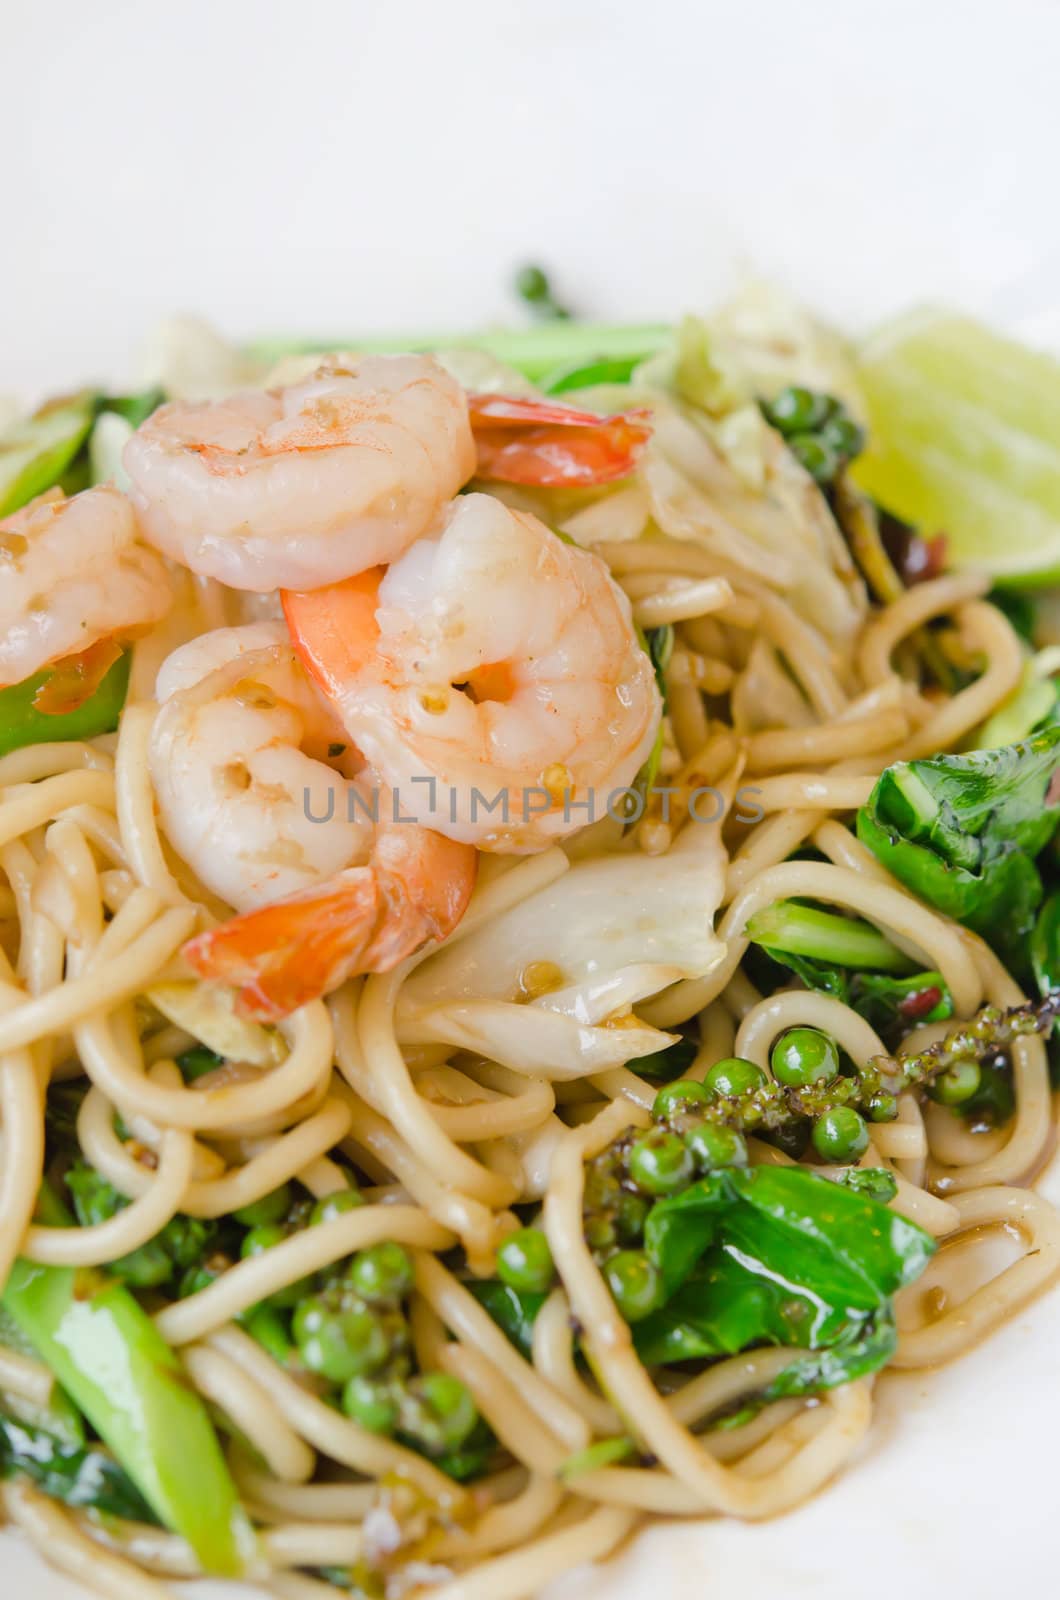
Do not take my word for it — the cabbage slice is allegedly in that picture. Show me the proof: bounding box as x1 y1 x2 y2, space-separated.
397 825 727 1078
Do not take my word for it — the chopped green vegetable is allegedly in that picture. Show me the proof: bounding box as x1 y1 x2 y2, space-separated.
0 650 131 761
830 1167 899 1203
0 391 98 517
514 264 572 322
466 1280 547 1358
0 1413 157 1522
175 1043 224 1081
542 355 643 394
2 1240 253 1573
65 1162 218 1289
635 1164 932 1366
249 324 671 386
857 723 1060 966
1031 890 1060 996
747 900 914 974
627 1037 698 1082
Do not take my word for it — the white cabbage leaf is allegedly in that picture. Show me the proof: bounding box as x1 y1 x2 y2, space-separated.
397 824 727 1078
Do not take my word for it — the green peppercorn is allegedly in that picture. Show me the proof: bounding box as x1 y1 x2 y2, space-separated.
651 1079 711 1119
346 1242 414 1305
342 1375 399 1434
496 1227 555 1294
626 1128 694 1195
787 432 842 484
819 413 865 460
240 1222 288 1259
310 1189 365 1227
614 1190 650 1244
515 264 550 304
812 1106 869 1162
234 1184 293 1228
770 1027 840 1089
603 1250 664 1323
179 1256 231 1299
685 1120 748 1172
400 1373 479 1455
584 1212 618 1253
584 1168 624 1212
763 386 834 436
703 1057 767 1099
929 1060 982 1106
294 1299 389 1384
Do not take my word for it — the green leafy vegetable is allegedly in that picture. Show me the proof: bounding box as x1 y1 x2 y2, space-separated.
65 1162 218 1289
747 900 914 973
2 1188 253 1575
0 392 98 517
754 937 952 1043
176 1043 225 1081
250 324 670 387
466 1280 547 1358
0 650 131 761
1031 890 1060 996
0 1413 156 1522
957 1054 1016 1129
829 1166 899 1203
627 1037 698 1083
635 1165 932 1370
542 355 643 394
857 724 1060 965
514 264 572 322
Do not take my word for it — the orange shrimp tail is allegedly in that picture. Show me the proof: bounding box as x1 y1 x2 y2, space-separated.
182 868 382 1022
182 836 477 1023
32 637 124 715
467 393 651 487
282 570 384 703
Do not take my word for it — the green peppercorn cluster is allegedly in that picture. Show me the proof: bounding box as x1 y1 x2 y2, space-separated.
177 1182 485 1469
613 996 1060 1173
761 386 866 486
576 1077 753 1324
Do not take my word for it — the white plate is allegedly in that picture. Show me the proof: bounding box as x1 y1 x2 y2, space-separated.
3 1 1060 1594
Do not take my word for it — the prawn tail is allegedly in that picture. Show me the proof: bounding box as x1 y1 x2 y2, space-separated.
467 393 652 487
32 637 125 715
182 867 383 1022
181 832 476 1022
367 829 478 969
282 570 384 703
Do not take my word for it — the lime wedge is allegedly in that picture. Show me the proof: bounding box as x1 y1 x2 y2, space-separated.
853 311 1060 585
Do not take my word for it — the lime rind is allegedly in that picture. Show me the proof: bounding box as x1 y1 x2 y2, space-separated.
855 310 1060 584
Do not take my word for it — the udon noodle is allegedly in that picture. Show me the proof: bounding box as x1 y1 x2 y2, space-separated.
1 320 1058 1600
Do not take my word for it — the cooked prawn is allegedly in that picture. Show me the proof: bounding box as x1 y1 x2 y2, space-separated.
0 486 171 696
468 393 651 486
123 354 476 593
149 623 476 1019
283 492 662 851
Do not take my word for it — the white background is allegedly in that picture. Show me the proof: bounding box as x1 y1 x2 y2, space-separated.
3 2 1060 1597
4 0 1060 399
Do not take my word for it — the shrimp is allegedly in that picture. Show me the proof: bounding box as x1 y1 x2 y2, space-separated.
468 393 652 486
149 623 476 1020
122 354 476 593
283 492 662 851
0 486 171 698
